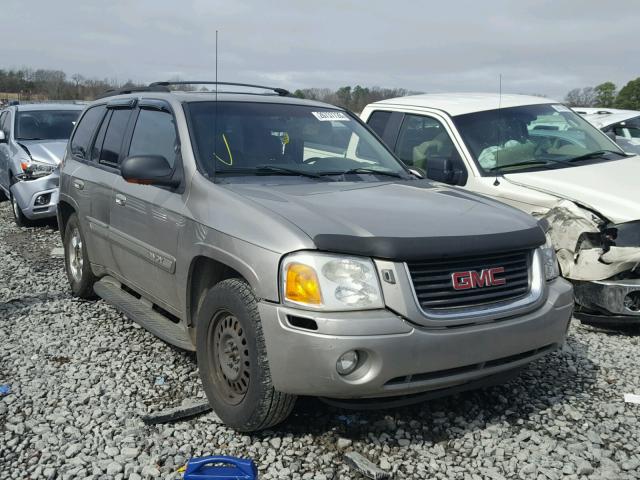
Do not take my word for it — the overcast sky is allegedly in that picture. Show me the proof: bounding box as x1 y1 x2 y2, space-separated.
2 0 638 99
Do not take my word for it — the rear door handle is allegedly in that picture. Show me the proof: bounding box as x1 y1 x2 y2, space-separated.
115 193 126 206
73 179 84 190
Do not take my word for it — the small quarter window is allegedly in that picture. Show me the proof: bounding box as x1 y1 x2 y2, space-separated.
70 106 106 160
128 109 177 167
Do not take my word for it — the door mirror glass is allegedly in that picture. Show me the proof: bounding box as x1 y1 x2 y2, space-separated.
120 155 179 187
0 130 6 143
427 157 458 184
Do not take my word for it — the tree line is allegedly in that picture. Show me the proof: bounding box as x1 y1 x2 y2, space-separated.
0 68 139 101
565 78 640 110
292 86 418 113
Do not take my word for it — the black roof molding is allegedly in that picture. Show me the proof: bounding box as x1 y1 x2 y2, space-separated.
149 81 290 96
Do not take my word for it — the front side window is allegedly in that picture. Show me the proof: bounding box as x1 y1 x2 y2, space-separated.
129 109 177 167
71 105 106 159
98 109 132 166
453 104 625 174
16 110 81 141
394 114 458 170
187 101 410 181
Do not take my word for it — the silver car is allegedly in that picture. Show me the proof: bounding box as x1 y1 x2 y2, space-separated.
0 103 83 226
58 82 573 431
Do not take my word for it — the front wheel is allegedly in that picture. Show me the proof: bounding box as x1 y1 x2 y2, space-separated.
10 191 33 227
196 278 296 431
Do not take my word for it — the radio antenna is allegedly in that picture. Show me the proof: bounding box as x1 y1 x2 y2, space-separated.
213 29 218 178
493 73 502 186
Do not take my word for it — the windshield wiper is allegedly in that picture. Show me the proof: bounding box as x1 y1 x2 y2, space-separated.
321 167 404 178
254 165 324 178
487 161 551 172
16 137 45 141
566 150 627 163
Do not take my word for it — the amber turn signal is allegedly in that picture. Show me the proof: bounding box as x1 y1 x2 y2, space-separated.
285 263 322 305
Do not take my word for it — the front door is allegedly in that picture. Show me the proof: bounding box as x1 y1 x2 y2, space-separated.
108 102 185 314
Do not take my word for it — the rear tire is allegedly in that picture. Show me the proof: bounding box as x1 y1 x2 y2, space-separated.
10 190 33 227
64 213 97 298
196 278 296 432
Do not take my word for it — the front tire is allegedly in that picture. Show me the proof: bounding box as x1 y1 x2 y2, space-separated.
196 278 296 431
64 213 97 298
10 191 33 227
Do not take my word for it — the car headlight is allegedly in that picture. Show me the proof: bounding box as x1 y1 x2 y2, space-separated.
540 235 560 281
20 160 55 179
281 252 384 311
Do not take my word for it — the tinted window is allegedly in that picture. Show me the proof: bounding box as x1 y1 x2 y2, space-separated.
129 109 177 167
395 114 457 169
91 111 111 163
99 109 132 166
71 106 106 159
367 110 392 138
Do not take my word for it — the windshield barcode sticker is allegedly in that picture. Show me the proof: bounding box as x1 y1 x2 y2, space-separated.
311 111 350 121
551 104 572 113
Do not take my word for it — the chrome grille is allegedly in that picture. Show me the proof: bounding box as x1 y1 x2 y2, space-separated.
407 250 531 311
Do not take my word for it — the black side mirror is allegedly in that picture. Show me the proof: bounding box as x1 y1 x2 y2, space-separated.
120 155 179 188
427 157 457 184
0 131 6 143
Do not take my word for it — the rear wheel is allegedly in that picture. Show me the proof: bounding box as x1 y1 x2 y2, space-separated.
10 190 33 227
196 278 296 431
64 213 97 298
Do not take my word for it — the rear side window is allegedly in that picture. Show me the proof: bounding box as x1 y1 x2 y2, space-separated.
70 106 106 159
128 109 177 167
99 109 132 167
367 110 392 138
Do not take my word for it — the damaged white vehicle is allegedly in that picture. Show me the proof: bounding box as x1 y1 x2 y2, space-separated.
361 93 640 325
575 107 640 156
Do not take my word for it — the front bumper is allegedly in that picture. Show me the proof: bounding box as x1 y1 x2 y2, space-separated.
574 278 640 321
10 172 59 220
259 277 573 398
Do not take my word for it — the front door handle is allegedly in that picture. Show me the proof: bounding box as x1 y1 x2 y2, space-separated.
115 193 126 206
73 179 84 190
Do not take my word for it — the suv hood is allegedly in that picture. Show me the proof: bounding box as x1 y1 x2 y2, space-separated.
223 180 544 261
18 140 67 166
504 156 640 224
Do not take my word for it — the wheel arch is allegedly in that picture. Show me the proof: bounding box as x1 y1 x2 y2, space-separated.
57 200 76 240
186 254 259 328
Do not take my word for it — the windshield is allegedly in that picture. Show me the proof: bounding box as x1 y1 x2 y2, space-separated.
452 103 625 174
16 110 81 141
187 101 410 180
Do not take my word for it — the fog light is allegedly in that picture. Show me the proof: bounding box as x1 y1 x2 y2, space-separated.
34 193 50 206
336 350 359 376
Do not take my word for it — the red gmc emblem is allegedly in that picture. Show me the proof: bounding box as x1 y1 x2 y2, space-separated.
451 267 506 290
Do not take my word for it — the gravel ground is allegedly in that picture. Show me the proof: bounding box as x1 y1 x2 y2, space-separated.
1 201 640 480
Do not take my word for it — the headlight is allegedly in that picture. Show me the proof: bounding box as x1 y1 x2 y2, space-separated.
540 235 560 281
282 252 384 311
20 160 55 179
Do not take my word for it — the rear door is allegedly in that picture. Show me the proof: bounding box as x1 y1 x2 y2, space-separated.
108 99 185 314
62 104 119 269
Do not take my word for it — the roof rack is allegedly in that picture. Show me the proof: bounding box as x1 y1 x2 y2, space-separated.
149 81 290 96
95 85 170 99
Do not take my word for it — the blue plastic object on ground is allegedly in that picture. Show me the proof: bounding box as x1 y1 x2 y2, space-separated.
183 455 258 480
0 384 10 396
